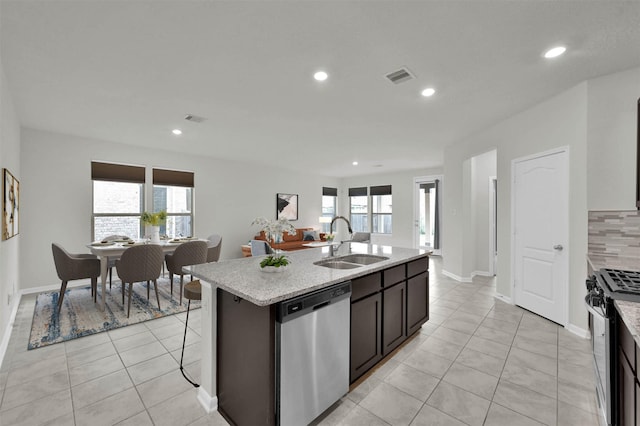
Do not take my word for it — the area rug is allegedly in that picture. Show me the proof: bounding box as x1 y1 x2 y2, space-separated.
28 277 200 350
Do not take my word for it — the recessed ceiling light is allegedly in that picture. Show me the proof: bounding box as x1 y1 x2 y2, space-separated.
544 46 566 59
314 71 328 81
421 88 436 97
352 161 358 166
172 129 182 135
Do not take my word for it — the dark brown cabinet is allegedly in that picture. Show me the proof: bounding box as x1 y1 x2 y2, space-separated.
350 292 382 382
350 255 429 383
407 271 429 335
382 282 406 356
217 289 276 426
618 311 640 426
621 351 635 426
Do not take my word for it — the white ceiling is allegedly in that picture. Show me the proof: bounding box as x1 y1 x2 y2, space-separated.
2 1 640 177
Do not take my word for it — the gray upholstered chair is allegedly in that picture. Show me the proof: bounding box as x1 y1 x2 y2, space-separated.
101 234 130 289
165 240 208 304
51 243 101 312
250 239 272 256
206 234 222 263
115 244 164 317
351 232 371 243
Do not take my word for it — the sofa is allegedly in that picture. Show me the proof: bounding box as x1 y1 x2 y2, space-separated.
254 228 325 252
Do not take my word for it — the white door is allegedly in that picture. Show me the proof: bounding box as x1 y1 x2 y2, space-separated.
513 149 568 325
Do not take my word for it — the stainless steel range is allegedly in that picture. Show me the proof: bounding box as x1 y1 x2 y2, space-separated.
585 268 640 426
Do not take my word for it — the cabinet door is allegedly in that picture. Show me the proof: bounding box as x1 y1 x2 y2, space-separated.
382 282 406 356
407 272 429 336
620 351 635 426
350 293 382 383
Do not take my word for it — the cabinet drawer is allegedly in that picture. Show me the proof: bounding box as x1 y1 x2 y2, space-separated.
383 265 406 288
407 257 428 278
620 319 636 372
351 272 382 301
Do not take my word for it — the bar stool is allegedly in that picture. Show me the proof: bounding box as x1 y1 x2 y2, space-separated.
180 280 201 388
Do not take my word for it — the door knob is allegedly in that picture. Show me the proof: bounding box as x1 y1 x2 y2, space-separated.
553 245 563 251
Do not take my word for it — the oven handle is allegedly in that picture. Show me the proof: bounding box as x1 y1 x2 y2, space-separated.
584 294 606 319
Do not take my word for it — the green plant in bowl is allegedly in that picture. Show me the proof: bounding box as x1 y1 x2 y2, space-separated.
141 210 167 226
260 255 290 269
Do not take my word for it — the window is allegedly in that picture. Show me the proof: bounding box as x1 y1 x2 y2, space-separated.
153 168 194 238
349 187 369 232
92 162 145 241
321 187 337 233
371 185 392 234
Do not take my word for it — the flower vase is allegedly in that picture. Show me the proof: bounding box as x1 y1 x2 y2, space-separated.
146 225 160 244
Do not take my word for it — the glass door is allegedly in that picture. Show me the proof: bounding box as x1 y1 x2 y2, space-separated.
414 176 441 255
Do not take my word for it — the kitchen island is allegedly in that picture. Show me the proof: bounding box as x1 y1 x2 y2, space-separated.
185 242 430 425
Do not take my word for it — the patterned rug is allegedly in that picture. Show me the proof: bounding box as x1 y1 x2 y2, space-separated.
28 277 200 350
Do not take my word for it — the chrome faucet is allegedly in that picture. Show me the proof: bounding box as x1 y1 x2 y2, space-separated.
330 216 353 236
328 216 353 257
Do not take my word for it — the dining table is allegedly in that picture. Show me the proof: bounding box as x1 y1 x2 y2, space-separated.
86 238 205 312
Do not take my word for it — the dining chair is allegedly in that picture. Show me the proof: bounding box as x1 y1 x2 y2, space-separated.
206 234 222 262
115 244 164 317
250 239 273 256
51 243 101 312
351 232 371 243
101 234 130 289
165 240 208 304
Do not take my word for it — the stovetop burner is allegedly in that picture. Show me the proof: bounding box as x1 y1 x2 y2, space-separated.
600 268 640 300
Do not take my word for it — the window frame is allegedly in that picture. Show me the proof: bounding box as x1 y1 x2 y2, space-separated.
91 161 146 241
152 168 195 238
349 187 369 233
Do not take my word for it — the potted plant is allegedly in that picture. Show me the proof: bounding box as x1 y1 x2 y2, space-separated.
141 211 167 243
252 217 296 271
259 254 291 272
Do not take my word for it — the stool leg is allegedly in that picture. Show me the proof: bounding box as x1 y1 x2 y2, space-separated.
180 299 199 388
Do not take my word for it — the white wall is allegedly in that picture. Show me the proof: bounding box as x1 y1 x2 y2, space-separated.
587 67 640 210
0 54 21 352
20 128 339 290
443 82 588 329
339 167 443 249
471 150 497 275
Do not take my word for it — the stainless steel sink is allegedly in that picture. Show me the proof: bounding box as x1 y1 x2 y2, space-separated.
314 254 389 269
313 260 362 269
338 254 388 265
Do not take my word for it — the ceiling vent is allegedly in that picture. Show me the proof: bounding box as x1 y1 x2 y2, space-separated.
184 114 206 123
385 67 415 84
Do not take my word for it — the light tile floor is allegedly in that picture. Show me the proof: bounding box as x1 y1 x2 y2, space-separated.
0 257 600 425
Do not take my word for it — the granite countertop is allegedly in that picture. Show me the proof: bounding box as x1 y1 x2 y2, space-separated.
185 242 429 306
588 254 640 346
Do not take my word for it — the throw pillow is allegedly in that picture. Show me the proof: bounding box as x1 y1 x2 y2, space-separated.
303 230 318 241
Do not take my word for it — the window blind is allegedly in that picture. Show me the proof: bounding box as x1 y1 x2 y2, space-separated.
348 187 367 197
323 187 338 196
370 185 392 196
91 161 145 184
152 168 194 187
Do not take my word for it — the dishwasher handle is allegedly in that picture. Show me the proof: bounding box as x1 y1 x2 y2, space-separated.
277 281 351 323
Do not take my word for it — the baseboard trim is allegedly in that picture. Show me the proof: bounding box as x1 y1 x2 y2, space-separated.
566 323 590 339
197 387 218 413
494 293 513 304
471 270 492 278
441 270 472 283
20 279 94 296
0 292 22 370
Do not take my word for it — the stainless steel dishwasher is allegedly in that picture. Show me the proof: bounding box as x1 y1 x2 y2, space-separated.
276 281 351 426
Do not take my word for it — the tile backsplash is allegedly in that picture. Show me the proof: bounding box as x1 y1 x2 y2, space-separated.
589 210 640 257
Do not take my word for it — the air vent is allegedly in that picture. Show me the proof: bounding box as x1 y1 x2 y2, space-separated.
385 67 415 84
184 114 206 123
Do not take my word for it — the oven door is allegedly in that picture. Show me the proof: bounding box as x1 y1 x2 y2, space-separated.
585 295 612 426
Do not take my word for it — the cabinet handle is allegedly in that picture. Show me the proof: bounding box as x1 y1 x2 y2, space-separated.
553 245 563 251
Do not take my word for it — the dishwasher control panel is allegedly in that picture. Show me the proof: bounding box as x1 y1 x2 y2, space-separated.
277 281 351 323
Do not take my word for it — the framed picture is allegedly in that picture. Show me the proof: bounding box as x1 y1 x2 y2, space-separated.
3 168 19 241
277 193 298 221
